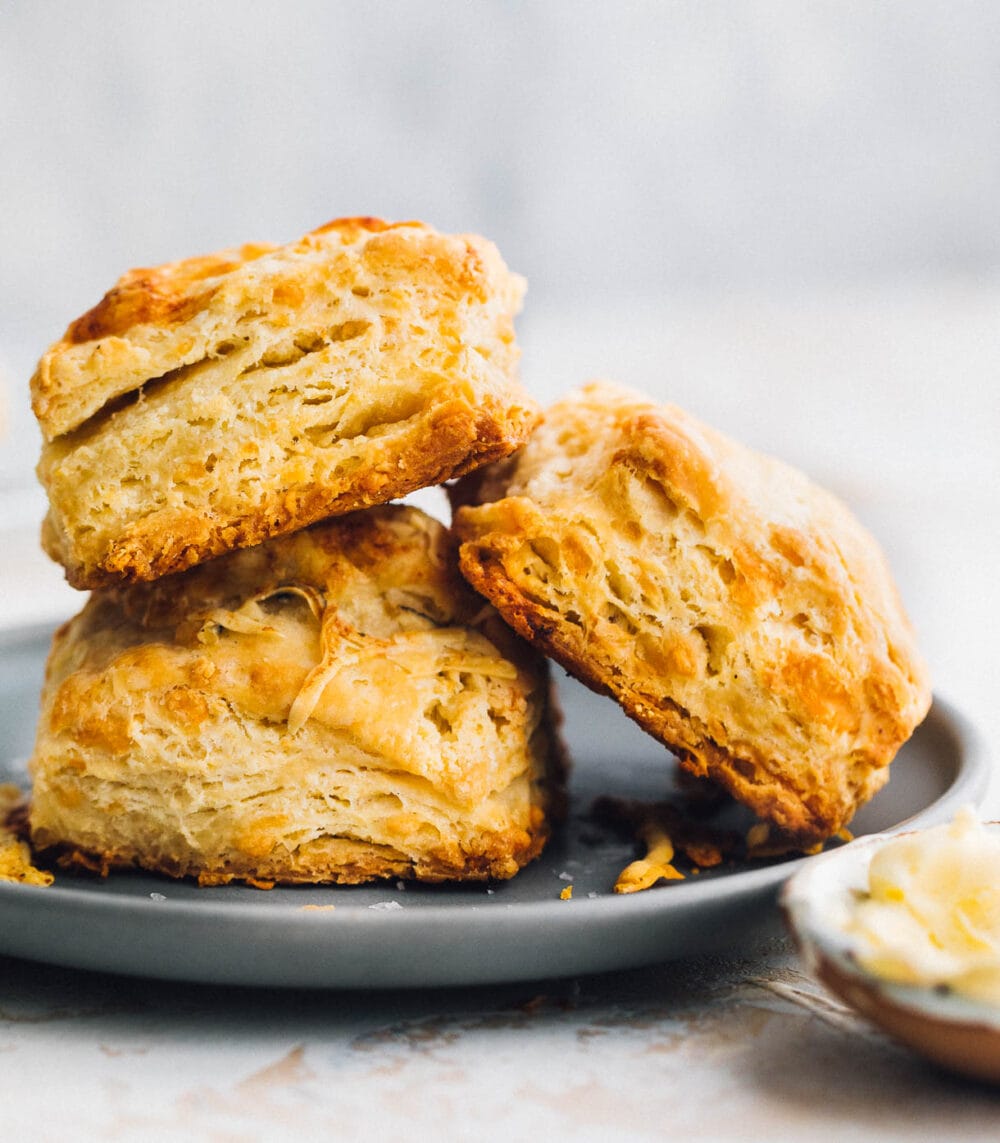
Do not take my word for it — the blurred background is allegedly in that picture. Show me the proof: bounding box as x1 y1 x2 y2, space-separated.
1 2 997 772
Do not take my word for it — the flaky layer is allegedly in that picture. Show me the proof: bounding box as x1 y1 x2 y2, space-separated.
452 382 931 844
29 506 564 884
34 217 537 587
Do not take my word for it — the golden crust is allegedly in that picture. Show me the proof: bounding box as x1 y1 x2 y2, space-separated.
29 506 564 885
451 382 932 844
33 216 537 588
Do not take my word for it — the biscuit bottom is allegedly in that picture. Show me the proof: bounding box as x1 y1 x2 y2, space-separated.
29 507 563 884
30 716 549 885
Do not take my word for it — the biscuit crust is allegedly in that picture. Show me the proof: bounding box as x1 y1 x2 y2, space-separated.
451 382 931 844
34 217 537 588
29 506 564 885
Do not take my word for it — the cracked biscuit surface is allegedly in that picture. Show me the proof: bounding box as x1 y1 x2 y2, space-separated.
29 506 563 885
451 382 931 844
33 217 537 587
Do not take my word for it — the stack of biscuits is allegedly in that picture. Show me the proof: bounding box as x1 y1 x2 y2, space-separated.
26 216 931 888
27 218 561 885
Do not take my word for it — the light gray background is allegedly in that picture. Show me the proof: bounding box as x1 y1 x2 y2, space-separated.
3 3 1000 322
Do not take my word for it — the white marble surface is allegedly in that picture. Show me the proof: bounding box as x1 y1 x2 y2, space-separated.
1 291 998 1139
3 943 1000 1142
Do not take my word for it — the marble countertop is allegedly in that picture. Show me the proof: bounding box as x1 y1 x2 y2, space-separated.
4 940 1000 1142
1 289 998 1139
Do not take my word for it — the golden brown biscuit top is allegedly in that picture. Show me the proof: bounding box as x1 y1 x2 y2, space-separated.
63 243 278 345
463 381 925 659
31 217 525 440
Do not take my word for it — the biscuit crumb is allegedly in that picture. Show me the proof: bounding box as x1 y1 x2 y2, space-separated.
0 786 53 887
746 822 770 850
614 826 684 894
0 836 54 887
746 821 824 859
559 885 573 900
594 794 741 893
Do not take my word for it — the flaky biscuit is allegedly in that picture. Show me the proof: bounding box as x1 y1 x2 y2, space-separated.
29 506 563 885
33 217 537 588
451 382 931 844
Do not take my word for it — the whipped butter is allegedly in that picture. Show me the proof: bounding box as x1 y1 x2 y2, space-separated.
846 809 1000 1004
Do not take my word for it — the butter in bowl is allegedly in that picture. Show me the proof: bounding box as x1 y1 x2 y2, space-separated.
782 809 1000 1084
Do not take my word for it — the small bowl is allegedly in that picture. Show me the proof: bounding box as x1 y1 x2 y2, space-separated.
782 823 1000 1084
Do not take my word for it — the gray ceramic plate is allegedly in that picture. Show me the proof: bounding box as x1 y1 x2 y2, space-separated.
0 623 988 989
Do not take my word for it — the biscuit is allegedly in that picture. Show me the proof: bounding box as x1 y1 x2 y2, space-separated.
33 217 537 588
451 382 931 844
29 506 563 885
